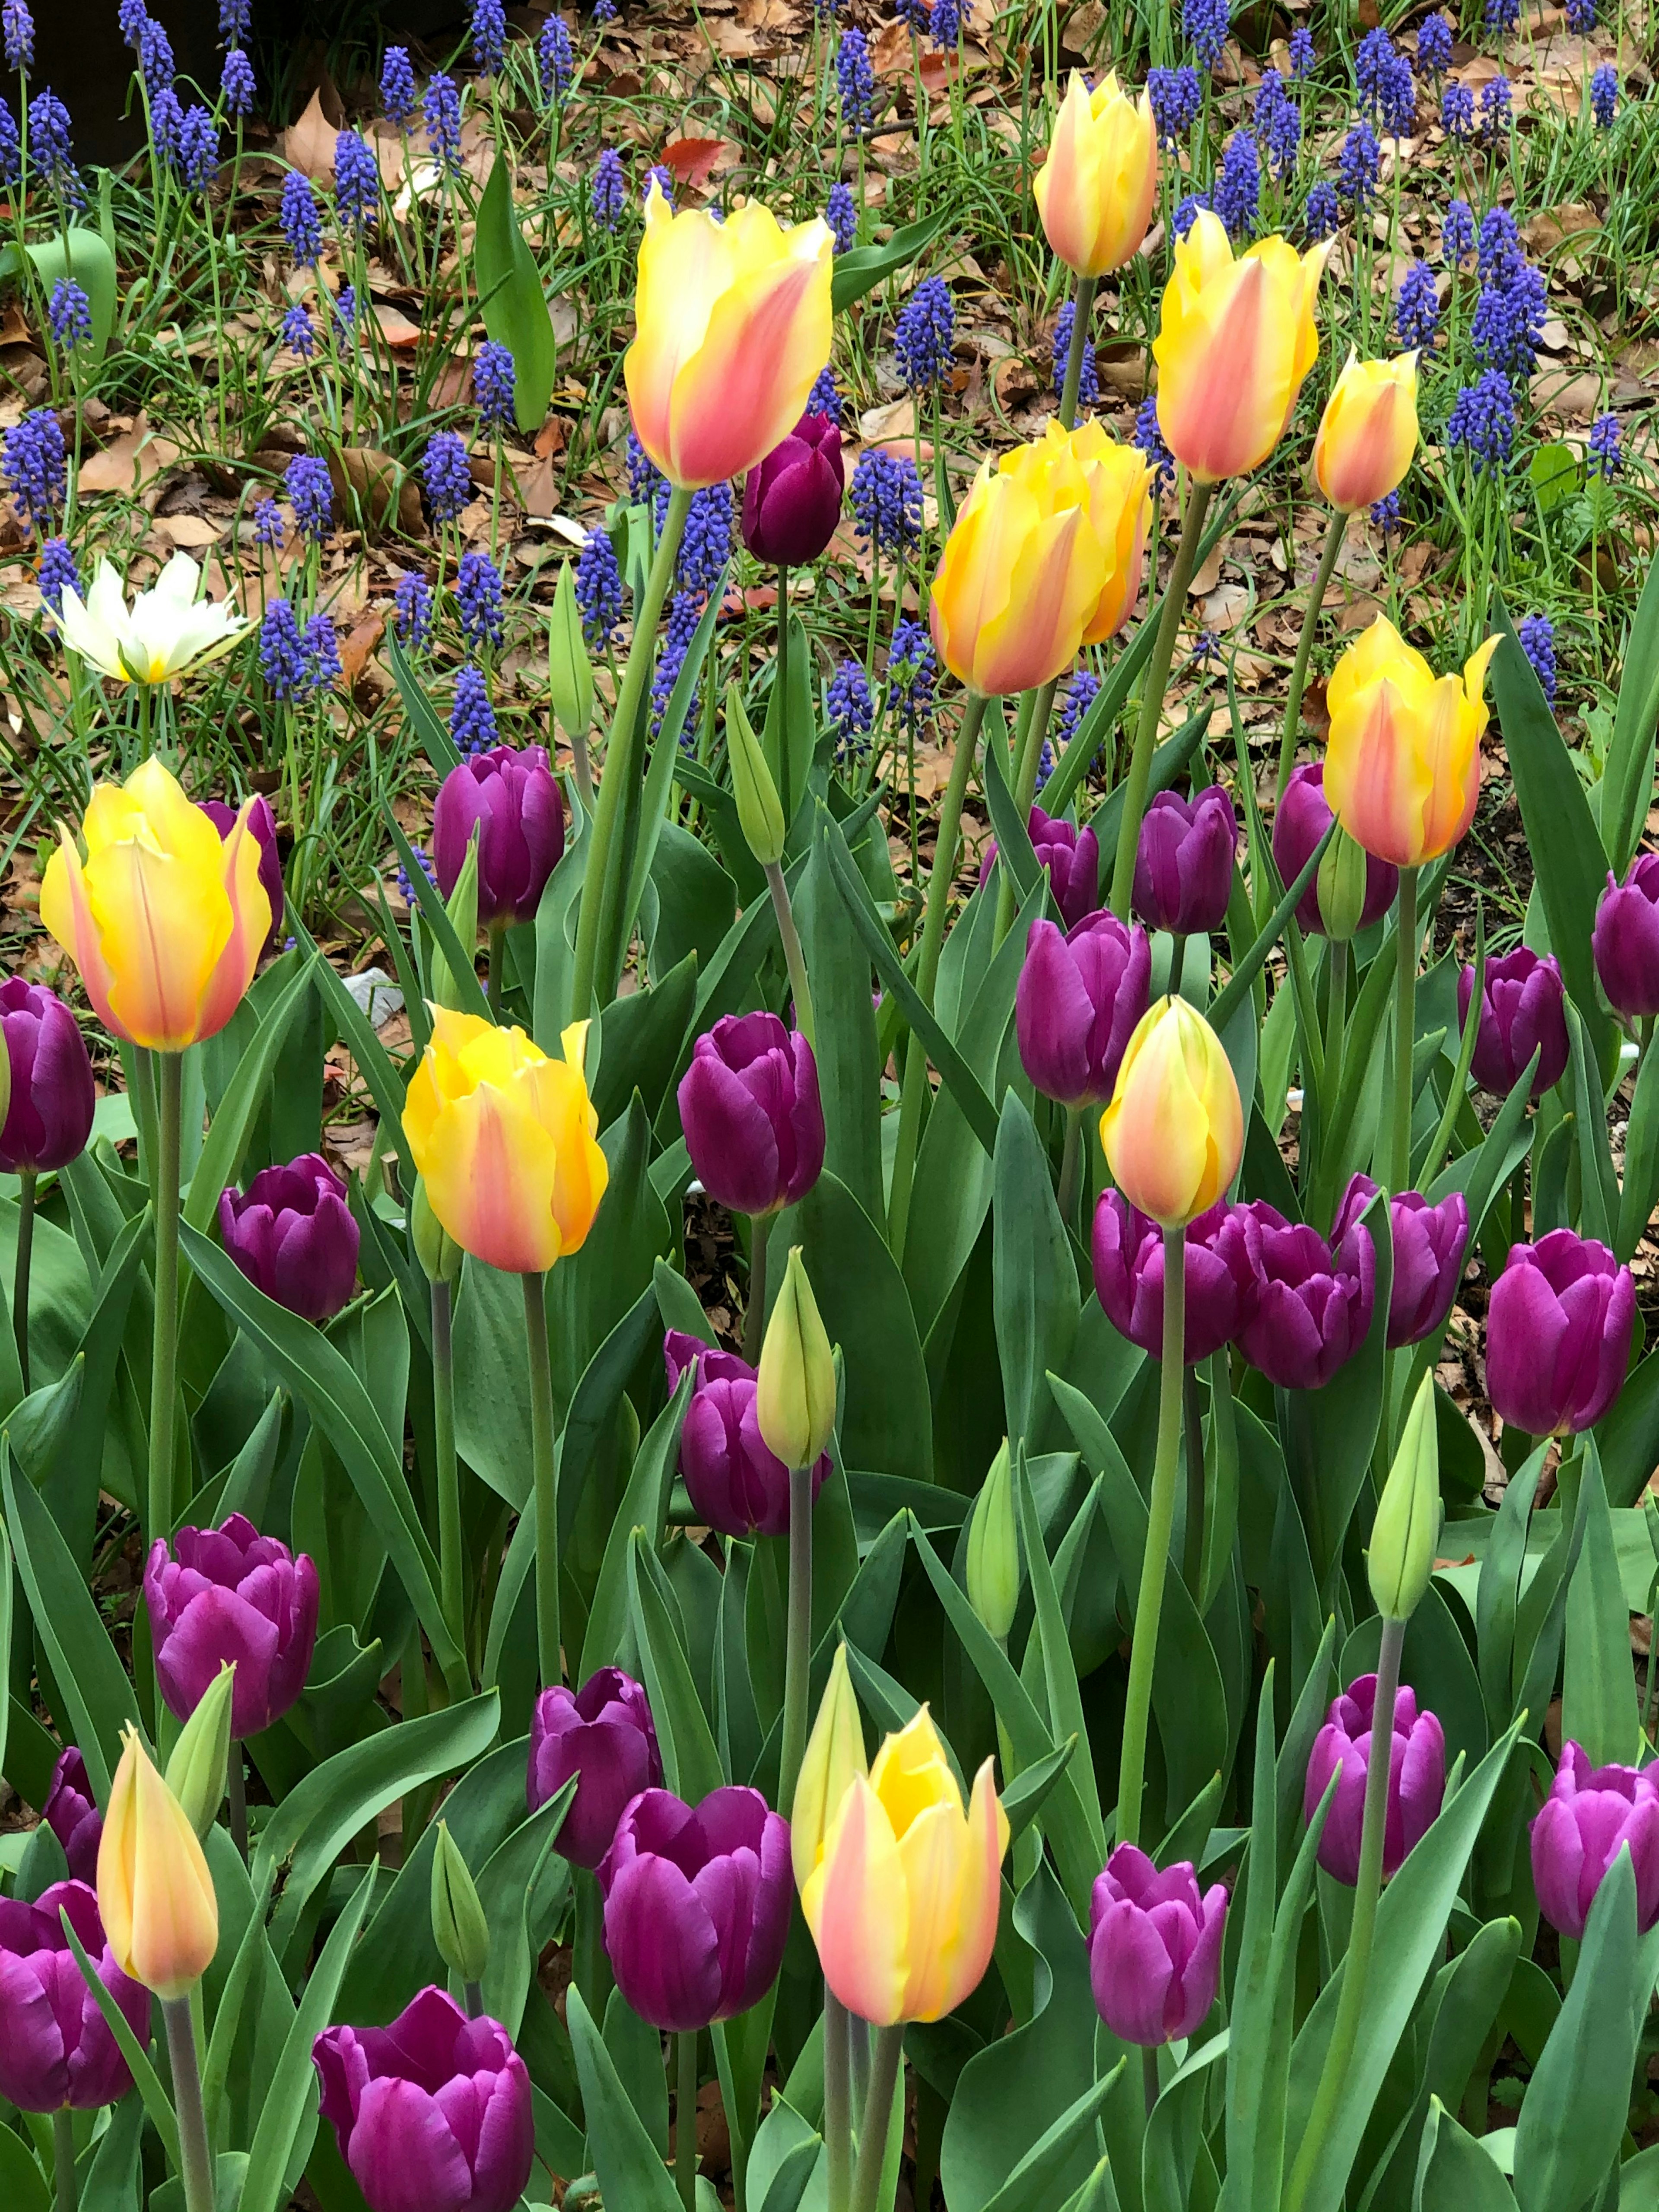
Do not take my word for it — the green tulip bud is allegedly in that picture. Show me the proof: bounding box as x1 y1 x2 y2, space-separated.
725 683 786 868
756 1246 836 1469
430 1821 491 1986
549 559 594 742
1369 1370 1442 1623
411 1177 463 1285
966 1440 1020 1641
165 1662 235 1839
434 830 480 1014
1316 823 1370 944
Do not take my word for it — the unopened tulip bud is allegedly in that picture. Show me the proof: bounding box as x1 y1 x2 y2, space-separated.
1034 72 1159 279
791 1643 868 1892
1101 996 1243 1229
98 1728 218 1999
726 684 787 867
1369 1372 1440 1622
1324 616 1498 868
431 1822 491 1986
966 1442 1020 1641
165 1662 235 1840
757 1246 836 1470
1316 822 1370 944
1313 351 1419 514
435 832 481 1015
548 560 593 742
411 1178 464 1285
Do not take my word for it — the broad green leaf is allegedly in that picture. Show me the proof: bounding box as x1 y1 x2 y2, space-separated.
581 1374 692 1679
568 1985 683 2212
0 2113 50 2212
629 1529 724 1803
830 213 946 313
475 152 557 431
1014 1453 1104 1859
1563 1441 1640 1766
1602 547 1659 876
0 229 116 362
1413 2100 1520 2212
994 1097 1080 1450
184 956 318 1233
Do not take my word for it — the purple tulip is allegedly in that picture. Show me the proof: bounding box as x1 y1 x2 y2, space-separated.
664 1330 831 1537
219 1152 359 1325
43 1746 101 1886
1592 854 1659 1022
677 1012 825 1217
1132 786 1237 936
983 805 1101 932
0 980 95 1174
0 1881 149 2112
1272 764 1398 936
314 1986 534 2212
1091 1194 1258 1363
432 744 566 929
1457 947 1567 1099
144 1513 320 1738
1485 1229 1634 1437
200 794 284 957
1331 1175 1469 1349
1303 1673 1446 1885
527 1666 663 1871
1015 911 1151 1109
742 412 845 566
597 1786 791 2032
1087 1845 1227 2047
1531 1741 1659 1939
1235 1200 1376 1391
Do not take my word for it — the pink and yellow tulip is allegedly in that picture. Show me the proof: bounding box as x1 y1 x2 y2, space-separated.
1034 72 1158 279
1101 996 1243 1228
98 1728 218 1999
1313 352 1420 514
1322 615 1499 867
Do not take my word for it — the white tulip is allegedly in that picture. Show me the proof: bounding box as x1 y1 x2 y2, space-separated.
57 551 249 685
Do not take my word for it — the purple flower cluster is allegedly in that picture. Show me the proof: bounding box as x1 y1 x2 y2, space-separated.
1255 68 1301 175
1470 235 1546 378
1480 73 1513 136
1440 80 1474 139
424 72 462 174
3 407 65 532
472 0 507 73
887 618 937 728
394 570 433 650
652 590 706 741
1133 397 1175 495
807 364 843 423
575 527 625 647
1356 29 1414 135
1338 121 1380 206
676 480 733 597
1053 299 1099 406
826 180 857 254
1288 26 1315 73
1442 195 1475 262
592 146 626 226
1591 64 1618 126
281 171 322 264
1304 179 1340 242
896 275 955 391
1518 612 1557 704
423 430 472 522
455 551 505 653
451 664 499 755
1446 370 1516 475
47 277 89 350
828 659 874 750
837 28 874 127
1395 259 1439 352
1588 411 1622 477
380 46 418 127
850 447 924 554
2 0 31 71
222 46 254 114
1415 10 1452 74
334 128 378 234
1182 0 1229 70
1213 130 1260 237
1054 667 1101 755
286 452 334 542
1147 64 1201 144
474 340 516 432
37 533 79 615
539 16 575 98
260 599 337 700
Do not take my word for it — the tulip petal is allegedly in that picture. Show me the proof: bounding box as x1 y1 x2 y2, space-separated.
348 2077 476 2212
806 1775 910 2026
418 1077 564 1275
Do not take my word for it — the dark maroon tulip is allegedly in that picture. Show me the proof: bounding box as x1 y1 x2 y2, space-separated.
1331 1174 1469 1349
1532 1742 1659 1939
1088 1846 1227 2047
1132 785 1237 936
1236 1199 1375 1391
664 1329 831 1536
144 1513 319 1738
1458 947 1567 1099
1015 911 1150 1109
200 794 284 957
0 979 95 1174
742 413 845 566
983 805 1102 932
1486 1229 1634 1437
219 1151 359 1325
314 1987 534 2212
432 744 565 929
1272 763 1398 937
677 1012 825 1217
1304 1674 1445 1885
527 1666 663 1871
43 1746 101 1886
597 1786 791 2033
1592 855 1659 1023
0 1881 149 2112
1091 1193 1258 1363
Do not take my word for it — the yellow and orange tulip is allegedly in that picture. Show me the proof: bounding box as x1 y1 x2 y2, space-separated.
40 756 270 1052
1102 996 1243 1227
1152 210 1329 483
1034 72 1158 278
403 1009 608 1275
98 1727 219 1999
625 183 834 490
1322 615 1499 867
1313 351 1420 513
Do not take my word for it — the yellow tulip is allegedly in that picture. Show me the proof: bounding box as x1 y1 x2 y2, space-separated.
40 756 271 1051
403 1008 608 1274
1034 72 1158 278
1152 210 1329 483
1101 996 1243 1228
1313 351 1420 513
626 183 834 490
56 551 249 686
98 1727 219 1999
800 1707 1007 2026
1322 615 1499 867
791 1642 868 1892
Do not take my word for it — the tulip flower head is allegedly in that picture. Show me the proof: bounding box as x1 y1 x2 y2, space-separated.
0 1880 149 2112
1458 947 1568 1100
1236 1195 1376 1391
1313 350 1419 513
145 1513 320 1739
1088 1846 1227 2046
1101 995 1243 1228
54 550 249 685
1485 1229 1634 1438
528 1667 663 1870
1304 1674 1445 1885
97 1727 219 1999
1594 854 1659 1023
43 1746 102 1886
742 411 845 566
1093 1192 1259 1363
0 979 95 1174
1532 1743 1659 1940
1323 615 1499 867
665 1330 831 1537
756 1245 837 1471
1035 72 1159 278
1273 763 1398 936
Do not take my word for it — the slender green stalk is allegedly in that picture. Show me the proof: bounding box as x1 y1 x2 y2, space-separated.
778 1462 816 1816
1056 1106 1085 1235
824 1990 853 2212
1109 481 1215 918
676 2029 699 2212
574 1866 608 2015
522 1270 561 1688
227 1744 247 1862
1274 509 1348 803
848 2023 905 2212
148 1051 184 1544
1142 2046 1160 2118
743 1219 769 1368
763 859 816 1049
994 677 1060 946
1058 274 1098 432
1181 1364 1205 1595
464 1979 484 2019
162 1996 215 2212
487 921 506 1019
432 1278 465 1664
52 2105 76 2212
1324 941 1348 1120
14 1164 36 1394
1116 1220 1187 1849
1391 867 1420 1194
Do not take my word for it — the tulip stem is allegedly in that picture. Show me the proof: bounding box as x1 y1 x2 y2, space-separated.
848 2024 905 2212
52 2106 76 2212
432 1278 466 1667
1274 508 1348 805
824 1990 853 2212
14 1164 35 1395
1391 866 1420 1195
994 676 1060 947
1182 1365 1205 1596
764 858 817 1050
779 1460 816 1815
162 1996 216 2212
464 1979 484 2019
1058 275 1097 434
1116 1221 1186 1851
1109 480 1215 921
676 2028 699 2212
1283 1612 1405 2212
486 921 506 1020
1056 1106 1085 1236
148 1050 183 1545
744 1222 769 1366
1142 2046 1160 2118
523 1269 562 1689
227 1743 247 1862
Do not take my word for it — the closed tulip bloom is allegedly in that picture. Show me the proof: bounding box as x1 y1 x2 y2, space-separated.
432 746 565 929
1272 763 1398 936
792 1643 868 1892
1016 911 1150 1110
986 805 1103 932
198 794 284 957
664 1330 830 1537
677 1012 825 1217
98 1728 218 1999
800 1707 1008 2026
0 980 94 1173
1236 1198 1375 1390
1092 1193 1259 1363
627 185 834 489
1102 995 1243 1228
1303 1673 1445 1885
219 1153 360 1324
1486 1230 1634 1438
1132 785 1237 935
1087 1846 1227 2047
44 1746 102 1886
1531 1742 1659 1940
1457 947 1567 1098
1035 71 1159 278
743 412 845 565
145 1513 320 1738
56 550 249 684
314 1987 534 2212
40 756 271 1052
404 1011 607 1274
527 1667 663 1871
598 1786 792 2032
1593 855 1659 1022
1323 615 1499 867
1313 351 1420 512
1153 211 1329 482
1333 1175 1468 1348
0 1880 149 2112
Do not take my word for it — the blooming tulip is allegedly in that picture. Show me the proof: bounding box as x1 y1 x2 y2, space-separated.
432 745 565 929
799 1706 1008 2025
1593 855 1659 1023
1304 1673 1445 1885
1035 72 1159 278
0 980 94 1174
1457 948 1567 1099
144 1513 320 1739
597 1786 792 2031
1016 910 1150 1109
1486 1229 1634 1437
56 550 249 685
626 185 834 489
1323 615 1499 868
985 805 1103 932
98 1728 218 1999
664 1330 830 1536
1531 1742 1659 1939
1152 211 1329 482
1312 351 1420 513
1132 785 1237 936
1092 1193 1258 1363
314 1987 534 2212
1101 995 1243 1229
1332 1176 1468 1348
403 1010 608 1274
677 1012 824 1217
1235 1198 1375 1390
1087 1846 1227 2047
219 1153 360 1324
1273 763 1398 936
199 794 284 957
742 412 845 566
40 756 272 1052
0 1880 149 2111
528 1667 663 1871
44 1746 102 1886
